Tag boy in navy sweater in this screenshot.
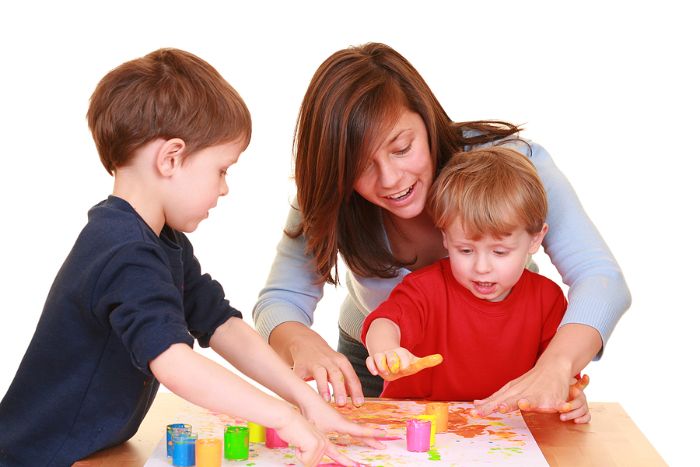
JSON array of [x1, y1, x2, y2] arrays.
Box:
[[0, 48, 381, 467]]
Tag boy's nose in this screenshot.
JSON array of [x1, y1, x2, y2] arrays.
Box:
[[220, 179, 229, 196], [474, 254, 491, 274]]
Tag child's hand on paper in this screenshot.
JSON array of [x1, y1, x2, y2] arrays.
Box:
[[275, 410, 359, 466], [298, 395, 387, 450], [366, 349, 443, 382]]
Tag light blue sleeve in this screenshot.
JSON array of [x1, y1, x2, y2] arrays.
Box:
[[252, 204, 325, 342], [519, 141, 632, 358]]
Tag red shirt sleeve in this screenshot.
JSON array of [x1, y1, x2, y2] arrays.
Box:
[[538, 282, 568, 356], [361, 273, 431, 348]]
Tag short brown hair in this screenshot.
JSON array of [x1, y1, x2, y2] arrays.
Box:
[[87, 48, 251, 174], [429, 147, 547, 239], [291, 42, 521, 284]]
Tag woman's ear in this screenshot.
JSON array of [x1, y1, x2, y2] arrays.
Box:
[[528, 223, 549, 254], [155, 138, 186, 177]]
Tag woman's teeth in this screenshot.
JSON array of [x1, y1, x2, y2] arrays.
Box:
[[386, 184, 413, 200]]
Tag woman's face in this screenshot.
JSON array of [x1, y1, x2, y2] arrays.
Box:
[[353, 109, 433, 220]]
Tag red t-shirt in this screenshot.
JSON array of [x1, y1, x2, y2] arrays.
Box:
[[360, 258, 567, 401]]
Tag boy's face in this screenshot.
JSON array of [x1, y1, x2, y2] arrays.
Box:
[[164, 140, 244, 233], [442, 220, 547, 302]]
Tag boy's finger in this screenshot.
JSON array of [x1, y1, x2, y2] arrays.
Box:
[[388, 351, 401, 374], [376, 354, 389, 375], [324, 442, 360, 466], [574, 374, 590, 390], [365, 356, 378, 376]]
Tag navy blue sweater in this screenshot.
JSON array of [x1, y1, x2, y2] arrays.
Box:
[[0, 196, 241, 466]]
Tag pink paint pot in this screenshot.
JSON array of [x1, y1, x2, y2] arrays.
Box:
[[264, 427, 289, 448], [406, 418, 431, 452]]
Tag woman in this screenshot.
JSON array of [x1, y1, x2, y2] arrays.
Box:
[[253, 43, 631, 415]]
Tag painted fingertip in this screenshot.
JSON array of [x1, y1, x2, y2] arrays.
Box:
[[353, 397, 365, 407], [517, 400, 531, 410]]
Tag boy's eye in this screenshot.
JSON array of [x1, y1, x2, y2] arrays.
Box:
[[460, 249, 472, 255], [493, 250, 508, 256]]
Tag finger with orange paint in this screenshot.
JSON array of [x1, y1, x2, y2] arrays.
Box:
[[383, 354, 443, 382], [558, 374, 590, 413], [388, 351, 401, 374], [559, 385, 591, 423]]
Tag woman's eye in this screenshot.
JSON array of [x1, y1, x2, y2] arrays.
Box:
[[394, 144, 412, 156]]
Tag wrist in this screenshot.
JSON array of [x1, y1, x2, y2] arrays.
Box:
[[266, 401, 299, 430], [535, 350, 575, 377]]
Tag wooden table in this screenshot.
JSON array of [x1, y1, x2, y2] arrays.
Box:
[[74, 393, 666, 466]]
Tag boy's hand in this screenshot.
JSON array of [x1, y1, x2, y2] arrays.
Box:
[[299, 396, 387, 450], [557, 374, 591, 424], [276, 410, 363, 466], [365, 349, 443, 382]]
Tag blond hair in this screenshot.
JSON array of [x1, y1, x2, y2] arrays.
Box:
[[429, 147, 547, 239]]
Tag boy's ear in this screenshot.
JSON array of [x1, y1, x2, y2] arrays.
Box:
[[156, 138, 186, 177], [441, 230, 449, 250], [528, 223, 549, 254]]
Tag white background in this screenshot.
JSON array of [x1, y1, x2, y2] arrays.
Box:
[[1, 1, 697, 465]]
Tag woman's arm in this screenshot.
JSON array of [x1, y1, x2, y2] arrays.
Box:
[[252, 205, 365, 406], [474, 141, 631, 414]]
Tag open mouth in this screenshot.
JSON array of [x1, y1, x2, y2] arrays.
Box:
[[385, 183, 415, 201], [472, 281, 497, 295]]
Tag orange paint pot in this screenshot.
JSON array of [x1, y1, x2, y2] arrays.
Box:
[[426, 402, 449, 432], [195, 438, 222, 467]]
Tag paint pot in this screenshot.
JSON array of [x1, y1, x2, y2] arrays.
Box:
[[172, 432, 198, 466], [248, 421, 266, 443], [224, 425, 249, 461], [406, 418, 431, 452], [166, 423, 192, 457], [417, 414, 436, 446], [195, 438, 222, 467], [425, 402, 449, 432], [265, 427, 289, 448]]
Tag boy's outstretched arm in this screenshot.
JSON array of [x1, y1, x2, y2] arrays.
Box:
[[150, 343, 362, 466], [209, 317, 385, 447], [364, 318, 442, 381]]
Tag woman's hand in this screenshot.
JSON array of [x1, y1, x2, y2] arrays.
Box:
[[472, 324, 601, 416], [472, 356, 573, 416], [270, 322, 364, 407]]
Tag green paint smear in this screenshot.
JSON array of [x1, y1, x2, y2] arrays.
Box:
[[428, 449, 441, 460]]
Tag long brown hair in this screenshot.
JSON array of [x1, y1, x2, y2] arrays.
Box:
[[291, 43, 520, 284]]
